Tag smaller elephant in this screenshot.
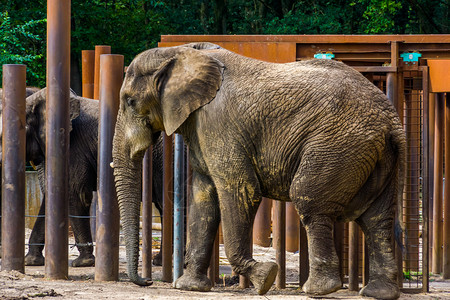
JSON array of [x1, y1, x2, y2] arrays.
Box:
[[0, 88, 163, 267]]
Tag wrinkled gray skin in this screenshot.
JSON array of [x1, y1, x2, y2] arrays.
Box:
[[112, 43, 406, 299], [0, 88, 164, 266]]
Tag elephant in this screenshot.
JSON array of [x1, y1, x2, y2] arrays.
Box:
[[0, 88, 163, 267], [111, 42, 406, 300]]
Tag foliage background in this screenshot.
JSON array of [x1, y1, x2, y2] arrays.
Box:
[[1, 0, 449, 90]]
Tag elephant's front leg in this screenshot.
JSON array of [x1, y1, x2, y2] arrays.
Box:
[[69, 189, 95, 267], [219, 183, 278, 295], [25, 199, 46, 266], [174, 172, 220, 292]]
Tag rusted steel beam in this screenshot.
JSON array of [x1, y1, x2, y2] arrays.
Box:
[[432, 93, 444, 274], [421, 65, 430, 291], [253, 197, 272, 247], [95, 54, 124, 281], [142, 147, 153, 279], [161, 35, 450, 44], [45, 0, 71, 280], [1, 64, 26, 272], [81, 50, 95, 98], [162, 134, 173, 282], [443, 92, 450, 279], [286, 202, 299, 253], [348, 221, 359, 291], [93, 45, 111, 100], [274, 200, 286, 289], [208, 230, 219, 286], [299, 223, 309, 287]]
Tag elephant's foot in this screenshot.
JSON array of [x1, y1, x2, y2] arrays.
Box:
[[25, 252, 45, 266], [174, 272, 212, 292], [247, 262, 278, 295], [302, 273, 342, 295], [152, 251, 162, 266], [360, 278, 400, 300], [71, 253, 95, 267]]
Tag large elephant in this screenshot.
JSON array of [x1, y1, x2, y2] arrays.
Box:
[[112, 43, 406, 299], [0, 88, 163, 267]]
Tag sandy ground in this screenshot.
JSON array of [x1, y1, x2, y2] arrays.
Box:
[[0, 230, 449, 299]]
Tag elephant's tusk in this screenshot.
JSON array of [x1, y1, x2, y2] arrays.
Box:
[[110, 162, 114, 169], [29, 161, 37, 170]]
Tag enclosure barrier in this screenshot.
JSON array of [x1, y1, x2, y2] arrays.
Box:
[[2, 33, 450, 294], [1, 64, 26, 272], [45, 0, 71, 280], [95, 54, 124, 281]]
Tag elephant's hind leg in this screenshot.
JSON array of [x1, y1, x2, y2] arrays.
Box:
[[356, 180, 400, 300]]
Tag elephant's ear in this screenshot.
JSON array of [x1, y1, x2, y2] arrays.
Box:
[[69, 90, 81, 127], [154, 48, 224, 136]]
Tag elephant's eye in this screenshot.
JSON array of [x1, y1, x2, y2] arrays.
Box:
[[127, 97, 136, 107]]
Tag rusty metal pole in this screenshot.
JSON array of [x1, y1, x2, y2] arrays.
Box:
[[162, 134, 173, 282], [299, 223, 309, 287], [93, 45, 111, 100], [1, 64, 26, 272], [81, 50, 95, 98], [348, 221, 359, 291], [253, 198, 272, 247], [275, 200, 286, 289], [45, 0, 71, 280], [142, 147, 153, 279], [286, 202, 299, 253], [433, 93, 444, 274], [173, 134, 185, 281], [95, 54, 123, 281], [443, 93, 450, 278], [208, 230, 219, 286]]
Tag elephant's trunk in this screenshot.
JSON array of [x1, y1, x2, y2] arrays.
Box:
[[112, 112, 151, 286]]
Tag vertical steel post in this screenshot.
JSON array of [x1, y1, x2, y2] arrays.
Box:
[[299, 223, 309, 287], [93, 45, 111, 100], [253, 198, 272, 247], [81, 50, 95, 98], [162, 134, 173, 282], [275, 200, 286, 289], [95, 54, 123, 281], [433, 93, 444, 274], [286, 202, 299, 253], [45, 0, 71, 280], [348, 221, 359, 291], [1, 64, 26, 272], [173, 134, 185, 281], [443, 92, 450, 278], [208, 230, 219, 286], [421, 66, 430, 291], [142, 147, 153, 279]]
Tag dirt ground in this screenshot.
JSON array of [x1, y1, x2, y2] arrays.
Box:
[[1, 232, 450, 300]]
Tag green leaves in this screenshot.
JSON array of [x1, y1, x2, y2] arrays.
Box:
[[0, 11, 46, 87]]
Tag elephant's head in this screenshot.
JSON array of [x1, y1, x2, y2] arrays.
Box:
[[112, 43, 223, 285], [0, 88, 80, 167]]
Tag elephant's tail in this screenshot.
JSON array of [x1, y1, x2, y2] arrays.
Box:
[[392, 124, 407, 255]]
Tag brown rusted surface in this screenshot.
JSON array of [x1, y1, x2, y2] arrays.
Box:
[[253, 197, 272, 247], [348, 222, 359, 291], [95, 54, 124, 281], [274, 201, 286, 289], [432, 93, 444, 274], [299, 223, 309, 286], [428, 60, 450, 92], [45, 0, 71, 280], [142, 147, 153, 279], [93, 45, 111, 100], [162, 134, 173, 282], [82, 50, 95, 98], [1, 64, 26, 272], [443, 92, 450, 279], [208, 230, 219, 286], [285, 202, 299, 253]]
